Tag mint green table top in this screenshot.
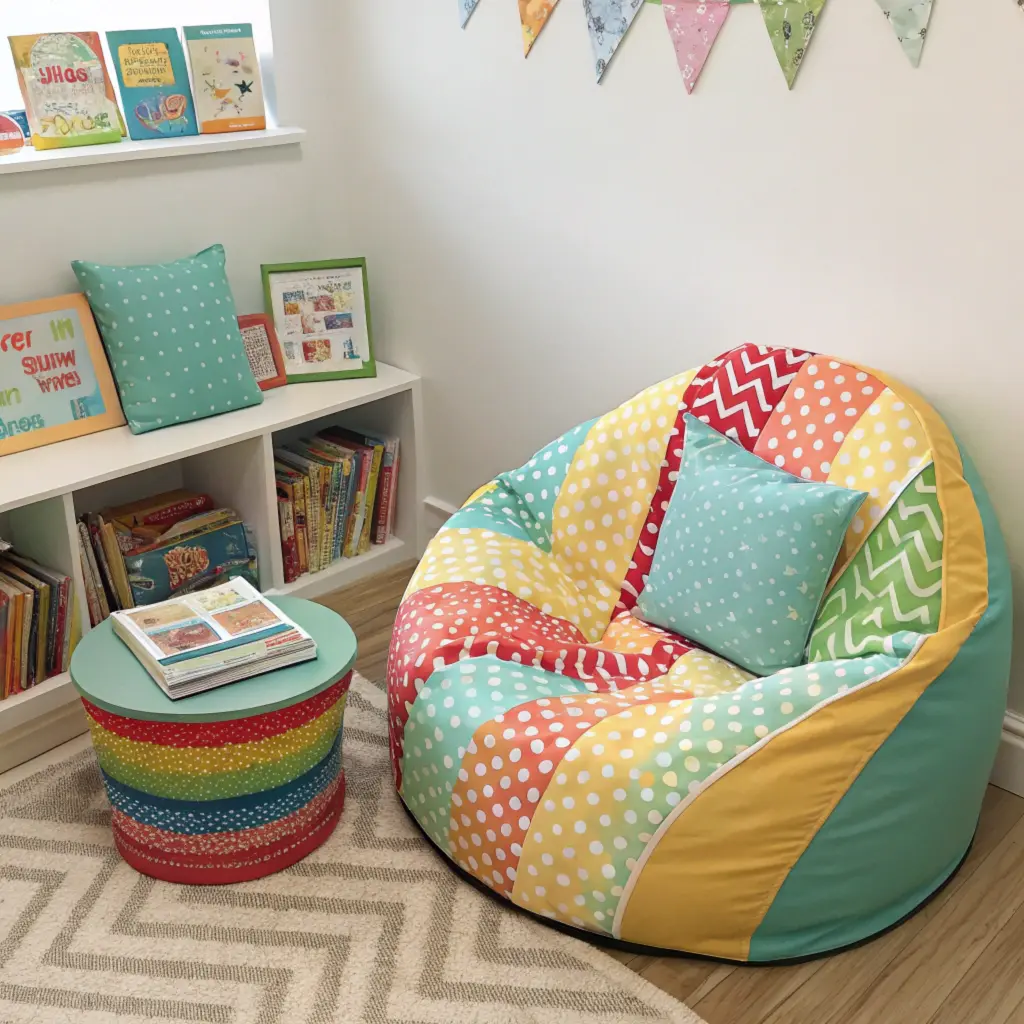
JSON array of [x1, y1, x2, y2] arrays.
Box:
[[69, 597, 357, 723]]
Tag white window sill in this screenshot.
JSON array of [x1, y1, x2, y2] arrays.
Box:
[[0, 125, 305, 175]]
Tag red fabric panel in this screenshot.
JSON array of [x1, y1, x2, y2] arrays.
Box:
[[387, 582, 691, 788]]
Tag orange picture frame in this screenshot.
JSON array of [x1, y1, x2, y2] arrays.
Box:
[[0, 292, 125, 458], [237, 313, 288, 390]]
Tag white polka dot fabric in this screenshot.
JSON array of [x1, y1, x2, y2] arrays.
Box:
[[73, 244, 263, 434], [636, 415, 867, 675]]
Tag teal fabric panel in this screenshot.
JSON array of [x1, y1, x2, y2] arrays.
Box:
[[73, 244, 262, 434], [497, 418, 597, 553], [451, 484, 547, 549], [636, 415, 866, 675], [400, 655, 586, 853], [749, 447, 1012, 961]]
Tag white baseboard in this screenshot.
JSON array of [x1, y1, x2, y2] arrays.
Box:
[[423, 495, 459, 536], [992, 711, 1024, 796], [0, 701, 88, 774]]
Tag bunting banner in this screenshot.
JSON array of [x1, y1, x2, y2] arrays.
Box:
[[875, 0, 933, 66], [584, 0, 646, 81], [662, 1, 732, 93], [757, 0, 826, 88], [457, 0, 976, 88], [521, 0, 561, 55]]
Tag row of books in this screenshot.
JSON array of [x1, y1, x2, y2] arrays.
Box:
[[275, 428, 399, 583], [5, 23, 266, 153], [77, 489, 259, 625], [113, 578, 315, 700], [0, 549, 76, 701]]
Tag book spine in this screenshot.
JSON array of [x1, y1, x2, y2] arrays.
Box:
[[277, 490, 299, 584], [88, 517, 119, 611], [334, 458, 352, 563], [0, 594, 8, 700], [51, 577, 68, 677], [77, 525, 102, 627], [375, 439, 399, 544], [343, 451, 365, 559], [321, 464, 334, 570], [60, 578, 73, 672], [101, 521, 135, 610], [294, 477, 309, 576], [84, 522, 111, 620], [359, 445, 384, 555], [386, 445, 401, 542]]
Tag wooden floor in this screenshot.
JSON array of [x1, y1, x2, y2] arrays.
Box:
[[328, 566, 1024, 1024]]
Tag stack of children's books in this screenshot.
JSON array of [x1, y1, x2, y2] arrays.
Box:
[[77, 489, 259, 624], [274, 427, 399, 583], [0, 549, 77, 701], [112, 578, 316, 699]]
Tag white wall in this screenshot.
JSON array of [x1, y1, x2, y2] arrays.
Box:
[[336, 0, 1024, 705]]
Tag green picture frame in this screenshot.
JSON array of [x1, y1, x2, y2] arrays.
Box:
[[260, 258, 377, 384]]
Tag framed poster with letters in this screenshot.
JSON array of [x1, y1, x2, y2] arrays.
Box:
[[0, 293, 125, 457], [260, 258, 377, 383]]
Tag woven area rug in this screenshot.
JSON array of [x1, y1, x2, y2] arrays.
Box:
[[0, 672, 705, 1024]]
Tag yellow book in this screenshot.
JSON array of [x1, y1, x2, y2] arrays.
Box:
[[100, 521, 135, 609]]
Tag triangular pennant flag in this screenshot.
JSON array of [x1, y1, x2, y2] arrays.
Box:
[[757, 0, 826, 89], [875, 1, 933, 67], [584, 0, 645, 82], [521, 0, 561, 56], [662, 0, 732, 94], [459, 0, 481, 29]]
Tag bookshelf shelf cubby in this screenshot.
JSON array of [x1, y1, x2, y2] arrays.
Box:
[[0, 361, 424, 771]]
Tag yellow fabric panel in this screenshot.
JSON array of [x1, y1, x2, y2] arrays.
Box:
[[86, 701, 343, 776], [594, 609, 681, 656], [511, 695, 695, 932], [465, 481, 497, 507], [826, 386, 931, 570], [618, 374, 988, 959], [664, 649, 755, 699], [550, 372, 695, 642], [405, 528, 584, 628]]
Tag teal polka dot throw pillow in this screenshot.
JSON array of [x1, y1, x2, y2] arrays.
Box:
[[636, 414, 867, 676], [72, 244, 263, 434]]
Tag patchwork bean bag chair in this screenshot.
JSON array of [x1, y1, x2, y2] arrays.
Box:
[[387, 344, 1011, 962]]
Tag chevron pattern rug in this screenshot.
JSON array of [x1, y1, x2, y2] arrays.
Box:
[[0, 672, 704, 1024]]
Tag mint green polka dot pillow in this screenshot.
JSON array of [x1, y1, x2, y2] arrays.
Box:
[[636, 415, 867, 676], [72, 244, 262, 434]]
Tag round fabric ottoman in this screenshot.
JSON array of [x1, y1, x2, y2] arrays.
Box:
[[71, 597, 356, 884], [387, 343, 1011, 963]]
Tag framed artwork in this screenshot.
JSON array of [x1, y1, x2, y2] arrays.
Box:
[[260, 258, 377, 383], [237, 313, 287, 390], [0, 292, 125, 457]]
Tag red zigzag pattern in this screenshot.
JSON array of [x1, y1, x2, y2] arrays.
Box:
[[615, 344, 812, 615]]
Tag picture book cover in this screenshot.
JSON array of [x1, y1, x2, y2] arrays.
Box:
[[106, 28, 198, 141], [0, 294, 126, 458], [183, 24, 266, 134], [8, 32, 122, 149]]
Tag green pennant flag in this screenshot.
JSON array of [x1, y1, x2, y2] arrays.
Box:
[[875, 1, 933, 67], [757, 0, 826, 88]]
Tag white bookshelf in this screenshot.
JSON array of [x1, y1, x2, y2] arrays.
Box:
[[0, 362, 424, 770]]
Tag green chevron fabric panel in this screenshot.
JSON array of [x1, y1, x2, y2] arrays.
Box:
[[808, 464, 943, 662]]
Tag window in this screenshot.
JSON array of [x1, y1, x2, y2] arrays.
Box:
[[0, 2, 275, 124]]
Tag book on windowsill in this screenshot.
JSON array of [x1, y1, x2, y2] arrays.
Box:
[[110, 578, 316, 700]]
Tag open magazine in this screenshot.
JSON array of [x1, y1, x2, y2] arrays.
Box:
[[111, 578, 317, 699]]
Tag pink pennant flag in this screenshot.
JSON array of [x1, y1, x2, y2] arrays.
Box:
[[662, 0, 732, 94]]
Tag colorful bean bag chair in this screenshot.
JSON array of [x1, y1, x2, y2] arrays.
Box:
[[386, 344, 1011, 962]]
